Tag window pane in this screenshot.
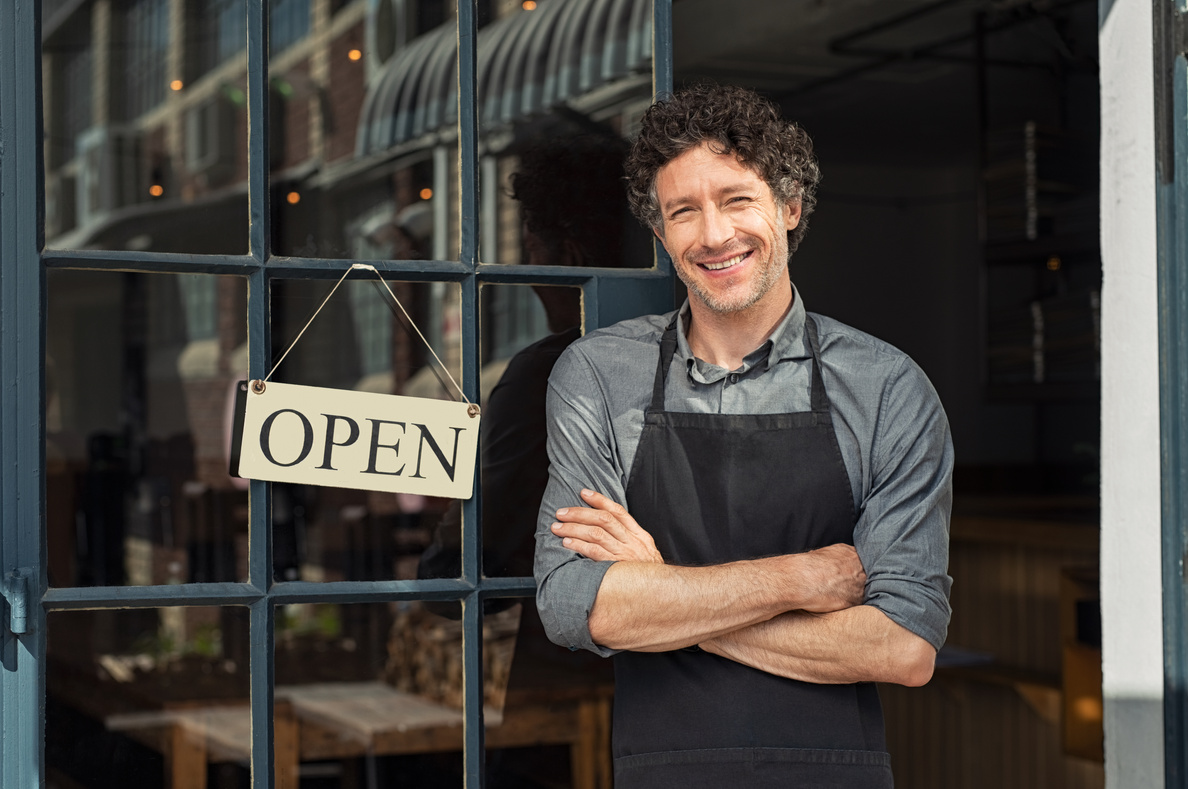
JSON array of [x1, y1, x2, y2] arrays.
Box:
[[47, 607, 251, 788], [272, 600, 609, 786], [455, 284, 574, 581], [268, 279, 464, 583], [268, 0, 454, 260], [42, 0, 249, 253], [274, 601, 465, 785], [474, 0, 655, 268], [47, 270, 249, 588]]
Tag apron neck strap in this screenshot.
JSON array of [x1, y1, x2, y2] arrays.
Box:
[[650, 313, 682, 411], [650, 311, 830, 414], [804, 314, 829, 413]]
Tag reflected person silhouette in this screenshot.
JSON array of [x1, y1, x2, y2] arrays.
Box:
[[418, 133, 635, 780]]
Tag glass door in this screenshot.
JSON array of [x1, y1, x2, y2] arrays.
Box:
[[0, 1, 674, 786]]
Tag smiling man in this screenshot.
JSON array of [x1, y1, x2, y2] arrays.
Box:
[[533, 84, 953, 788]]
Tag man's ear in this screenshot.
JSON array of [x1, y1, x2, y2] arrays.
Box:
[[784, 201, 802, 230]]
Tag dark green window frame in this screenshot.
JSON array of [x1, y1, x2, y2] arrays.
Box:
[[0, 1, 674, 786]]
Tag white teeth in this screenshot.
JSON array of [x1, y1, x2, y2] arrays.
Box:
[[703, 253, 746, 271]]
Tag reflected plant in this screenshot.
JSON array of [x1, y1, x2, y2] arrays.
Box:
[[189, 623, 222, 658]]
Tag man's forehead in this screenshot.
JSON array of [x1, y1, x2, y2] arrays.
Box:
[[656, 143, 770, 201]]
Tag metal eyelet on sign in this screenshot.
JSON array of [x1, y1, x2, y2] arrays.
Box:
[[467, 403, 481, 418], [251, 380, 267, 394]]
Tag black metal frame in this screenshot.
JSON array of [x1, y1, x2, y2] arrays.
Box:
[[0, 1, 674, 786], [1155, 0, 1188, 785]]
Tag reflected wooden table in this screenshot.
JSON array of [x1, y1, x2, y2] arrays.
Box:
[[106, 681, 613, 789]]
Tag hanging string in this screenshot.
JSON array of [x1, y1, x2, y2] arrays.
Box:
[[255, 263, 479, 417]]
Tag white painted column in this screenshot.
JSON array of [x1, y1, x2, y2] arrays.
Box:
[[1100, 0, 1165, 785]]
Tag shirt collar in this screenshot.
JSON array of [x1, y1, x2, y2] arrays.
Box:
[[674, 284, 811, 384]]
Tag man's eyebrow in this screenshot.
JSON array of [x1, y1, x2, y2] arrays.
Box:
[[660, 183, 758, 214], [661, 196, 693, 213]]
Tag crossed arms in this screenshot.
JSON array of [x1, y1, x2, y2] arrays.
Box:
[[533, 338, 953, 689], [549, 489, 937, 687]]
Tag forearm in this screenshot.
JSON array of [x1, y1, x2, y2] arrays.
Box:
[[701, 605, 936, 686], [587, 549, 859, 652]]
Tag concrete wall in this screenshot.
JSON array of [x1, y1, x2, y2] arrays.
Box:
[[1099, 0, 1165, 784]]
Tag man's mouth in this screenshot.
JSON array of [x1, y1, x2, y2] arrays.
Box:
[[700, 251, 750, 271]]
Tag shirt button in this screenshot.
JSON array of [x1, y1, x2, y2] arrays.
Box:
[[728, 373, 740, 384]]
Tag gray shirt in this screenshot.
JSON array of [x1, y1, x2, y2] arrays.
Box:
[[534, 287, 954, 657]]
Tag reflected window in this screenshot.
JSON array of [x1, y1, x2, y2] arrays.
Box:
[[270, 0, 311, 54], [46, 271, 249, 589], [46, 15, 93, 169], [190, 0, 246, 78], [119, 0, 170, 120]]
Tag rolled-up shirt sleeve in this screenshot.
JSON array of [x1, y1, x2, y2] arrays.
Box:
[[533, 345, 626, 657], [855, 355, 954, 651]]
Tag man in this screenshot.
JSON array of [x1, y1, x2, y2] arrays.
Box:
[[533, 83, 953, 788]]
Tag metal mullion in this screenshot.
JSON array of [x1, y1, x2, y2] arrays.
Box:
[[475, 263, 671, 285], [248, 0, 271, 264], [249, 599, 276, 789], [460, 276, 486, 789], [653, 0, 673, 96], [245, 2, 274, 775], [1159, 33, 1188, 789], [652, 0, 674, 278], [456, 1, 486, 786], [472, 577, 535, 599], [43, 583, 264, 610], [266, 576, 533, 604], [42, 250, 261, 274], [0, 0, 45, 783], [582, 279, 601, 332], [264, 256, 470, 281]]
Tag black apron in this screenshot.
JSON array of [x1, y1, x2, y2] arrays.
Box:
[[613, 313, 893, 789]]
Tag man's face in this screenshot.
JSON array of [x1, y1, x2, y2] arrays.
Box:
[[653, 142, 800, 316]]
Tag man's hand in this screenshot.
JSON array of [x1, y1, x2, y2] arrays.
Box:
[[550, 489, 665, 564], [796, 544, 866, 613]]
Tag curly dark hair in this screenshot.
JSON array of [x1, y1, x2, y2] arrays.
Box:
[[625, 83, 821, 257]]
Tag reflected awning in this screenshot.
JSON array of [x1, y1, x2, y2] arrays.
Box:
[[356, 0, 653, 157]]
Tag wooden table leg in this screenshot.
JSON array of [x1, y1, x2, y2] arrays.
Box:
[[275, 701, 300, 789], [166, 722, 206, 789], [594, 696, 612, 789], [572, 697, 613, 789]]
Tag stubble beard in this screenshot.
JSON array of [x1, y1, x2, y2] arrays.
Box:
[[677, 231, 791, 315]]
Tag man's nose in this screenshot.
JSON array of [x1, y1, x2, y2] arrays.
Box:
[[698, 206, 734, 249]]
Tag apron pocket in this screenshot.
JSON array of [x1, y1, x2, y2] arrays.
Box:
[[614, 746, 894, 789]]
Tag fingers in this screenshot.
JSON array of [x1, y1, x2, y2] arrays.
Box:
[[550, 490, 664, 564], [559, 536, 619, 562], [554, 505, 633, 544], [551, 519, 622, 550], [579, 488, 627, 515]]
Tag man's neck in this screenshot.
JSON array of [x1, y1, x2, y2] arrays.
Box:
[[685, 282, 794, 370]]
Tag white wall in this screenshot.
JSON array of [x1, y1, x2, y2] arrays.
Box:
[[1099, 0, 1165, 784]]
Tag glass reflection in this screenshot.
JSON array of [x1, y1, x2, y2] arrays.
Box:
[[47, 607, 251, 789], [268, 280, 462, 583], [271, 601, 464, 786], [269, 0, 654, 263], [269, 0, 449, 259], [273, 600, 610, 787], [42, 0, 249, 253], [47, 271, 249, 588], [472, 0, 655, 269]]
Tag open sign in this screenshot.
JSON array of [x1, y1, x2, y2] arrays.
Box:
[[230, 380, 479, 499]]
